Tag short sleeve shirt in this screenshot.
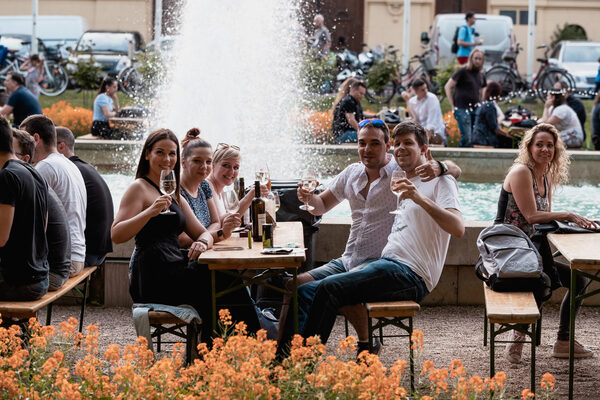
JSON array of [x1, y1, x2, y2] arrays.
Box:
[[312, 26, 331, 53], [332, 95, 363, 137], [408, 92, 445, 134], [457, 25, 474, 57], [0, 159, 49, 286], [451, 67, 486, 109], [181, 181, 213, 228], [6, 86, 42, 126], [381, 175, 461, 291], [46, 187, 71, 281], [93, 93, 114, 121], [551, 104, 584, 142], [327, 156, 398, 271]]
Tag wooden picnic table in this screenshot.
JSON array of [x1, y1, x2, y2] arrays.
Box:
[[109, 117, 147, 137], [547, 233, 600, 400], [197, 221, 306, 332]]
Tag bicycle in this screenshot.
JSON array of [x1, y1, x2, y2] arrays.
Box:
[[364, 46, 439, 104], [485, 43, 575, 101]]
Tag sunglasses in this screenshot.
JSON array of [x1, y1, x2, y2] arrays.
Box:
[[216, 142, 240, 151], [358, 119, 387, 129]]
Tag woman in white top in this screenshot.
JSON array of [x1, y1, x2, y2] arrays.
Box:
[[91, 77, 119, 139], [539, 89, 583, 148]]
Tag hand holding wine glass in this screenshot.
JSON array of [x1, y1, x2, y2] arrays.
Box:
[[390, 168, 406, 215], [159, 169, 177, 215], [299, 169, 318, 211]]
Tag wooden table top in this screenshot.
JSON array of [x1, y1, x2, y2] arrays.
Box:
[[548, 233, 600, 270], [198, 221, 305, 270]]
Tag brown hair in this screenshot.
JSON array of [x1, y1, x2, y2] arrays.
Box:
[[391, 120, 428, 147], [11, 128, 35, 161], [483, 81, 502, 101], [514, 123, 569, 186], [135, 128, 182, 203], [55, 126, 75, 151], [20, 114, 56, 147], [332, 77, 357, 111], [358, 118, 390, 143], [467, 49, 484, 72], [182, 127, 212, 159]]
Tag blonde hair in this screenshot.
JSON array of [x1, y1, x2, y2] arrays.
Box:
[[332, 77, 358, 111], [513, 123, 569, 186], [213, 146, 241, 166], [467, 49, 484, 72]]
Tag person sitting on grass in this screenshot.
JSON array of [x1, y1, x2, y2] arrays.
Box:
[[278, 121, 464, 355], [0, 116, 49, 301]]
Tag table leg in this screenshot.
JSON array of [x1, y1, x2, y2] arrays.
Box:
[[568, 268, 576, 400], [292, 268, 298, 333], [211, 269, 217, 335]]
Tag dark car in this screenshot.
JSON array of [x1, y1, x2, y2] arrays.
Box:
[[67, 30, 145, 76]]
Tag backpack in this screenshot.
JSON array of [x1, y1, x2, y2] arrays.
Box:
[[475, 224, 551, 300], [451, 26, 462, 54]]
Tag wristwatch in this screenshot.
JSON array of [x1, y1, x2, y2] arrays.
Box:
[[197, 238, 209, 246], [217, 229, 224, 238], [437, 160, 448, 176]]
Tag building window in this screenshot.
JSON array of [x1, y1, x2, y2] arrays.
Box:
[[499, 10, 516, 25], [519, 10, 537, 25]]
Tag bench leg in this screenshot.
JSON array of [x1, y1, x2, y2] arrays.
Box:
[[186, 323, 198, 364], [46, 303, 53, 326], [536, 311, 542, 347], [531, 323, 536, 395], [408, 316, 414, 395], [490, 322, 495, 378], [367, 316, 374, 352], [344, 316, 349, 338], [483, 308, 488, 347], [78, 276, 90, 333], [156, 326, 162, 352]]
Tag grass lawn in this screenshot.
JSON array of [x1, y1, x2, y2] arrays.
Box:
[[39, 90, 135, 110]]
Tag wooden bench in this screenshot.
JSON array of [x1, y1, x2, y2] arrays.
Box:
[[0, 266, 97, 332], [483, 283, 540, 394], [148, 310, 201, 364], [366, 301, 420, 392]]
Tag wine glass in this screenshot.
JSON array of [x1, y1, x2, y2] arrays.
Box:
[[223, 189, 240, 213], [272, 191, 281, 212], [159, 169, 176, 215], [255, 165, 270, 186], [390, 169, 406, 215], [299, 169, 317, 211]]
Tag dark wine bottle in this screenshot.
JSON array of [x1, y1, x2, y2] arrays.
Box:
[[238, 177, 245, 226], [251, 180, 266, 242]]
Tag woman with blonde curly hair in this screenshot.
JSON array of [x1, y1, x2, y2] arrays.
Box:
[[495, 123, 597, 364]]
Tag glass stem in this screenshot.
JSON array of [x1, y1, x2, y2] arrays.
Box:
[[396, 195, 401, 211]]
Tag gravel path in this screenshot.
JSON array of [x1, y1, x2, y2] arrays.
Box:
[[34, 304, 600, 398]]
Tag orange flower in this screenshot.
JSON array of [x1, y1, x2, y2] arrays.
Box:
[[42, 101, 93, 137], [411, 329, 424, 351], [522, 388, 535, 399], [541, 372, 555, 390]]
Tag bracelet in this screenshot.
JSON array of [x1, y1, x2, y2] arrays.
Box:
[[196, 238, 209, 246]]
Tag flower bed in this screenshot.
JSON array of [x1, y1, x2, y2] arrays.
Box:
[[0, 310, 556, 399], [42, 101, 93, 137]]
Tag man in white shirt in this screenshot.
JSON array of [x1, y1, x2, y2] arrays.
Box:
[[278, 118, 461, 354], [401, 78, 446, 145], [20, 115, 87, 277], [296, 120, 464, 347]]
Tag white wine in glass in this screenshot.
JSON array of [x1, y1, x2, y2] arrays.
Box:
[[390, 169, 406, 215], [159, 169, 177, 215], [299, 169, 317, 211], [255, 166, 270, 186], [223, 189, 240, 213]]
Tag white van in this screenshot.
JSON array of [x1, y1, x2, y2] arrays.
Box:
[[422, 14, 515, 70], [0, 15, 88, 51]]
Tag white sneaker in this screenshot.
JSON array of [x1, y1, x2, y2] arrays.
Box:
[[505, 330, 526, 364], [552, 339, 593, 359]]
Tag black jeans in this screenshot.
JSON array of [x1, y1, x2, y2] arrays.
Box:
[[555, 260, 589, 341]]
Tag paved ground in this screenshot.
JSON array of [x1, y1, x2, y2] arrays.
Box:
[[29, 303, 600, 399]]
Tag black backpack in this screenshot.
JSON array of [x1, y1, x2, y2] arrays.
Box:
[[451, 26, 462, 54]]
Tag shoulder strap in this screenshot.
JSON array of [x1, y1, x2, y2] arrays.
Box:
[[142, 176, 162, 194]]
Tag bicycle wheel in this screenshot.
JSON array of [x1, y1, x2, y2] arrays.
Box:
[[535, 68, 575, 101], [485, 66, 517, 99], [365, 78, 397, 104], [118, 66, 144, 97], [39, 62, 68, 96]]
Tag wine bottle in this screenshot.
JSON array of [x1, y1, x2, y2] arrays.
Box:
[[238, 177, 245, 225], [251, 181, 266, 242]]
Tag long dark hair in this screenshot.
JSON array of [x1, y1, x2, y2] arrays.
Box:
[[97, 76, 117, 96], [182, 127, 212, 159], [135, 128, 182, 204]]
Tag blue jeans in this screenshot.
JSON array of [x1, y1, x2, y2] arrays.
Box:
[[0, 272, 49, 301], [279, 258, 428, 350], [454, 108, 475, 147], [336, 130, 358, 144]]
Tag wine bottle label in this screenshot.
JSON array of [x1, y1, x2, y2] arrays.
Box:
[[257, 213, 266, 235]]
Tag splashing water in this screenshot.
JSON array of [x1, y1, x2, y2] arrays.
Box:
[[155, 0, 309, 180]]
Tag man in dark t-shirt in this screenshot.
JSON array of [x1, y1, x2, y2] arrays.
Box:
[[0, 116, 49, 300], [0, 71, 42, 127], [332, 80, 377, 143], [12, 128, 71, 291], [444, 49, 486, 147], [56, 127, 114, 266]]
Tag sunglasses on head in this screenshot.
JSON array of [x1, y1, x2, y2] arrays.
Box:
[[216, 142, 240, 151], [358, 119, 386, 129]]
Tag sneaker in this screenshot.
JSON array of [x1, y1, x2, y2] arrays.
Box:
[[505, 330, 525, 364], [357, 338, 382, 358], [552, 339, 593, 359]]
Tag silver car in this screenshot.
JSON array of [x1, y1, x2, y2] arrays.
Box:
[[550, 41, 600, 97]]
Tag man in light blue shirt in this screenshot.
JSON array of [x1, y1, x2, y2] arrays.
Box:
[[457, 12, 483, 65]]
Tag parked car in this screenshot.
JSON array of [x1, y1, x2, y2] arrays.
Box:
[[0, 15, 87, 58], [67, 30, 145, 77], [549, 41, 600, 97], [421, 13, 516, 70]]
